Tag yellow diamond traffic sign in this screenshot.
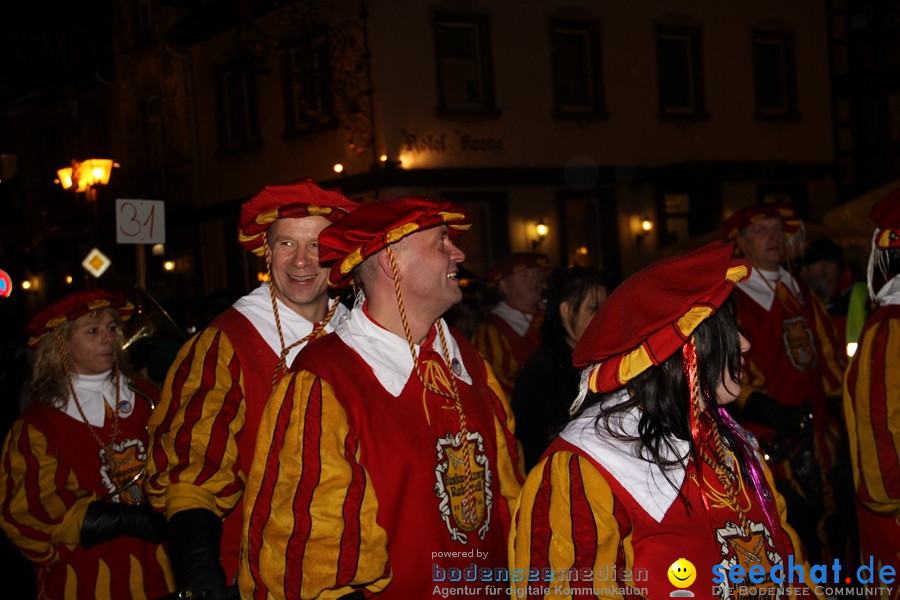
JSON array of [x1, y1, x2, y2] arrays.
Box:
[[81, 247, 111, 278]]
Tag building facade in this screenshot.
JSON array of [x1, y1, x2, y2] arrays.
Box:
[[4, 0, 896, 315]]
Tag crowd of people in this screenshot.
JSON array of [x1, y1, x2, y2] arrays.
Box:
[[0, 179, 897, 600]]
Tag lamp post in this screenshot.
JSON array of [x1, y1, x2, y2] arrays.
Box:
[[56, 158, 117, 202], [55, 158, 119, 280]]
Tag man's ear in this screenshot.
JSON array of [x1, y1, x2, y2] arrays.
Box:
[[498, 278, 509, 297], [376, 247, 397, 279], [734, 235, 747, 258]]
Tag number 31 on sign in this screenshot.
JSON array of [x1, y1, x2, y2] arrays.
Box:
[[116, 199, 166, 244]]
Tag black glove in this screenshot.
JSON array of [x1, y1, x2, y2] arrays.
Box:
[[80, 501, 168, 548], [168, 508, 228, 600], [742, 392, 810, 439]]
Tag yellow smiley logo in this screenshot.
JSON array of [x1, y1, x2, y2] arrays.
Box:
[[667, 558, 697, 588]]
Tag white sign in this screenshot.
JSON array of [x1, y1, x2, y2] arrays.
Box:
[[116, 199, 166, 244], [82, 247, 112, 278]]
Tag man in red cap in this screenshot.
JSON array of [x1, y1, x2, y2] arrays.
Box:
[[472, 252, 550, 396], [721, 202, 847, 564], [844, 189, 900, 595], [240, 196, 524, 599], [144, 178, 359, 599]]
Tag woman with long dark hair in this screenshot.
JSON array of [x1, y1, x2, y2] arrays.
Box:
[[509, 241, 820, 599], [512, 266, 609, 470]]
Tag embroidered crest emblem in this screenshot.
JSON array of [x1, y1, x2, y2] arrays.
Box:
[[713, 520, 785, 600], [100, 437, 147, 504], [781, 316, 817, 372], [434, 430, 492, 543]]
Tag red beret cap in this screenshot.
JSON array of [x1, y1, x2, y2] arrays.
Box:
[[27, 289, 134, 347], [868, 187, 900, 249], [487, 253, 551, 286], [237, 178, 360, 256], [720, 202, 802, 242], [572, 240, 749, 393], [318, 196, 471, 289]]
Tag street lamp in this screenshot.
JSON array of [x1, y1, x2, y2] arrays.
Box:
[[55, 158, 118, 201]]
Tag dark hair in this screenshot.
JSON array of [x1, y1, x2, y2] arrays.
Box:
[[542, 266, 611, 348], [578, 295, 750, 493]]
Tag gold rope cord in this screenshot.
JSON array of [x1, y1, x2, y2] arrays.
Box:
[[386, 244, 478, 526], [686, 337, 751, 536], [263, 230, 341, 387], [53, 329, 123, 474]]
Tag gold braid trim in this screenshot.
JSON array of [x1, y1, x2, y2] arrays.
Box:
[[263, 230, 341, 387], [270, 299, 340, 387], [385, 245, 478, 526], [53, 329, 122, 469], [687, 336, 751, 536]]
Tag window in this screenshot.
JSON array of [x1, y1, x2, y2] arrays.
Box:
[[215, 66, 261, 153], [549, 19, 607, 118], [656, 26, 706, 119], [281, 37, 336, 137], [753, 31, 799, 119], [434, 12, 497, 116]]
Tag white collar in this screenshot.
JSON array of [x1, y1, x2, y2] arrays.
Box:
[[875, 275, 900, 306], [491, 301, 534, 336], [737, 266, 801, 310], [232, 283, 347, 365], [335, 304, 472, 397], [63, 371, 136, 427], [560, 389, 688, 523]]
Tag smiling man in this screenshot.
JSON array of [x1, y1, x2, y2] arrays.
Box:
[[144, 178, 359, 599], [240, 196, 524, 599]]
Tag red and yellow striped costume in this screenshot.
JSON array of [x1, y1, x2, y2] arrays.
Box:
[[472, 306, 543, 397], [733, 269, 846, 558], [240, 311, 524, 599], [144, 303, 332, 580], [844, 293, 900, 600], [510, 403, 821, 600], [0, 378, 172, 600]]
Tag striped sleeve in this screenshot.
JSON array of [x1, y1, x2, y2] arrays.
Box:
[[239, 370, 391, 600], [144, 327, 246, 517], [843, 316, 900, 516], [484, 358, 526, 529], [0, 420, 93, 564], [472, 322, 518, 396], [509, 452, 625, 600]]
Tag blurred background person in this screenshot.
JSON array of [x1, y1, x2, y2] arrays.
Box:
[[844, 190, 900, 600], [512, 265, 610, 471], [0, 289, 171, 600], [722, 202, 848, 564], [510, 242, 820, 598], [472, 252, 550, 397], [796, 237, 870, 357]]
